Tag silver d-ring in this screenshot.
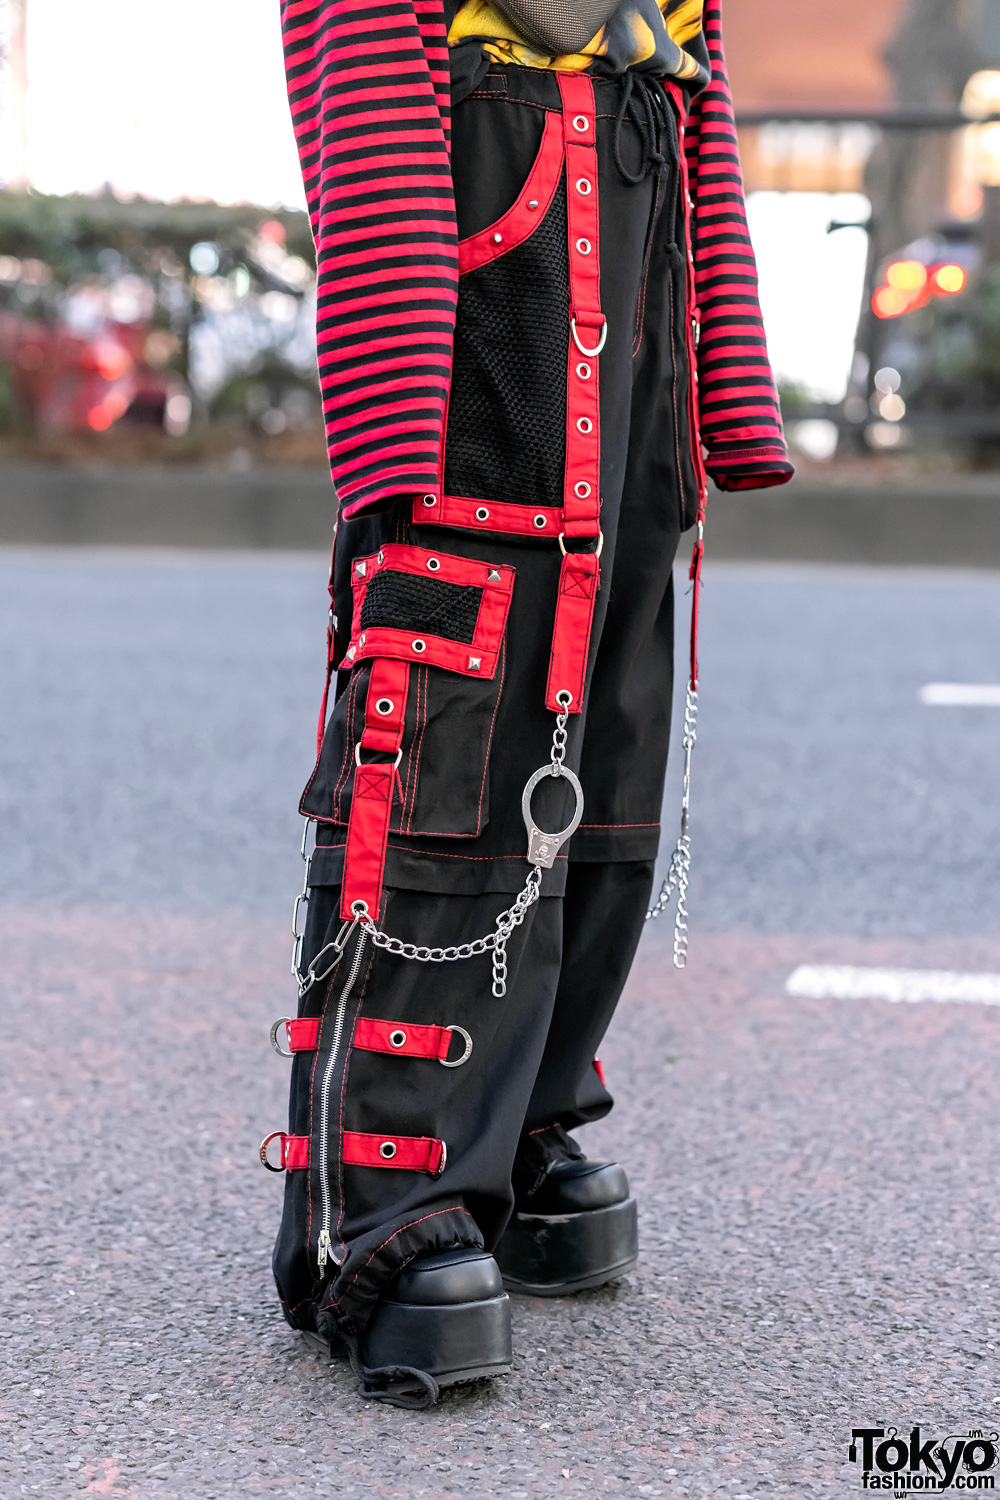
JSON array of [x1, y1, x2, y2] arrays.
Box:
[[521, 763, 585, 869], [269, 1017, 293, 1058], [440, 1025, 473, 1068], [571, 317, 608, 357], [259, 1132, 286, 1172]]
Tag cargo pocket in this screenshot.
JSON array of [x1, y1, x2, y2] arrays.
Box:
[[300, 543, 515, 838]]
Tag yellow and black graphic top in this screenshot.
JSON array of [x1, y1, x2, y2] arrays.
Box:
[[448, 0, 710, 82]]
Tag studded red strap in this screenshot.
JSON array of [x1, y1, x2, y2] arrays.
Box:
[[343, 1131, 446, 1174], [339, 658, 410, 921]]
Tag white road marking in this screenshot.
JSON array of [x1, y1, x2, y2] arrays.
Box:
[[786, 964, 1000, 1006], [919, 683, 1000, 706]]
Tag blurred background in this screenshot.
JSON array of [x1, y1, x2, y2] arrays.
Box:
[[0, 0, 999, 493]]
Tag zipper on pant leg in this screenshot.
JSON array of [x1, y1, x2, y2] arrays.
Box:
[[315, 928, 369, 1272]]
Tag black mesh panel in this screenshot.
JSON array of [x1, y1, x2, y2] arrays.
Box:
[[359, 571, 483, 644], [444, 182, 569, 509]]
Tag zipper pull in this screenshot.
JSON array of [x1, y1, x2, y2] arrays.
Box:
[[317, 1229, 332, 1270]]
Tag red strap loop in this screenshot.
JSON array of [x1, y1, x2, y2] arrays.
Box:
[[354, 1017, 454, 1062], [340, 658, 410, 921], [343, 1131, 446, 1175]]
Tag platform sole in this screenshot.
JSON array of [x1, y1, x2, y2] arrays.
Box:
[[495, 1195, 639, 1296], [359, 1293, 512, 1388]]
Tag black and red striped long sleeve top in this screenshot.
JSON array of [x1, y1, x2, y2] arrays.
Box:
[[280, 0, 792, 518]]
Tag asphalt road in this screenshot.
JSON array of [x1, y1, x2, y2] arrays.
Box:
[[2, 547, 999, 1498]]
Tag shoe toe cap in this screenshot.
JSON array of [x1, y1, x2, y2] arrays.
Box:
[[526, 1159, 630, 1214]]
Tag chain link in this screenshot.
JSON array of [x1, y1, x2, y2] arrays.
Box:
[[355, 865, 542, 999], [646, 685, 698, 968], [550, 708, 569, 774]]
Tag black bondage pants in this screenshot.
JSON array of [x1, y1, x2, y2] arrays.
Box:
[[271, 65, 697, 1340]]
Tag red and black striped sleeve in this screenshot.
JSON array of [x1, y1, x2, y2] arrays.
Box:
[[281, 0, 458, 517], [683, 0, 794, 492]]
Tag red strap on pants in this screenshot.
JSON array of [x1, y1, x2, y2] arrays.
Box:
[[546, 74, 604, 715], [280, 1016, 459, 1062], [262, 1131, 445, 1174], [354, 1018, 456, 1062], [343, 1131, 446, 1174], [284, 1017, 320, 1052], [545, 550, 600, 713], [339, 658, 410, 920]]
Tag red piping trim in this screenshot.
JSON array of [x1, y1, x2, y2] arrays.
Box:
[[459, 111, 564, 275]]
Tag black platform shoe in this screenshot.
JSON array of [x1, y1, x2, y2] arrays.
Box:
[[494, 1125, 638, 1296], [337, 1247, 512, 1407]]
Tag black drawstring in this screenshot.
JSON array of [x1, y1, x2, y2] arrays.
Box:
[[612, 71, 686, 310], [346, 1335, 441, 1410]]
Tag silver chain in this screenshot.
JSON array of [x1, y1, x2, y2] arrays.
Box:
[[646, 684, 698, 968], [550, 707, 569, 773], [355, 865, 542, 999]]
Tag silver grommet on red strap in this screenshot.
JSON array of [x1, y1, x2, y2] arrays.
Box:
[[421, 494, 437, 507], [412, 638, 426, 653], [533, 514, 547, 529], [426, 557, 440, 571], [573, 114, 589, 132], [575, 238, 591, 255], [575, 177, 592, 195], [475, 506, 489, 521], [440, 1025, 473, 1069], [575, 361, 591, 381], [389, 1030, 406, 1048], [577, 417, 593, 434], [269, 1017, 293, 1058], [379, 1141, 397, 1159], [574, 481, 592, 499], [259, 1132, 286, 1172], [375, 697, 394, 715]]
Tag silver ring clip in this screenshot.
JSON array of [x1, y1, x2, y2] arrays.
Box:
[[439, 1025, 473, 1068], [270, 1017, 293, 1058], [570, 316, 607, 357]]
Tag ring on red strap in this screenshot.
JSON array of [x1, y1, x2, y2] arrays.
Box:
[[570, 316, 607, 356], [558, 530, 604, 558], [259, 1131, 287, 1171], [440, 1025, 473, 1069], [269, 1017, 293, 1058], [355, 744, 403, 769]]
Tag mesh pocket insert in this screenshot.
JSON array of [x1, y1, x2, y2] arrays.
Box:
[[359, 571, 483, 645]]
